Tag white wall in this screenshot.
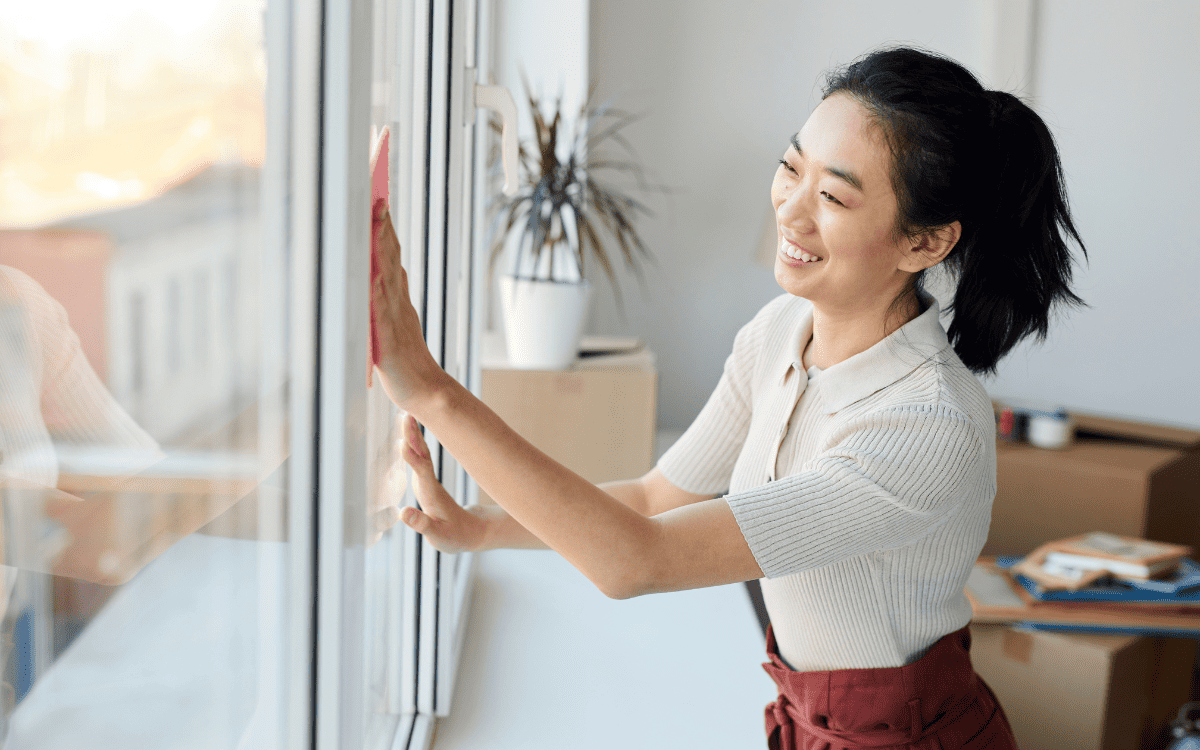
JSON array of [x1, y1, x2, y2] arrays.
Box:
[[489, 0, 589, 325], [984, 0, 1200, 427], [585, 0, 1200, 431], [493, 0, 589, 138]]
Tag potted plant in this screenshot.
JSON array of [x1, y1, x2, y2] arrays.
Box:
[[489, 84, 656, 369]]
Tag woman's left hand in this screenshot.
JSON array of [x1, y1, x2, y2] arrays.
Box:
[[370, 202, 448, 413], [398, 414, 492, 553]]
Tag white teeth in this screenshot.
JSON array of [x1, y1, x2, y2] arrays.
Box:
[[780, 241, 821, 262]]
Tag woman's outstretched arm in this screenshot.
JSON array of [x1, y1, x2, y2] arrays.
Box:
[[398, 374, 761, 598], [371, 207, 761, 597], [398, 420, 714, 554]]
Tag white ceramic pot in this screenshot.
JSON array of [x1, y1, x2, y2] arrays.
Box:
[[499, 275, 592, 369]]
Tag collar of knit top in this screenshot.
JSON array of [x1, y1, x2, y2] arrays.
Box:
[[769, 291, 952, 413]]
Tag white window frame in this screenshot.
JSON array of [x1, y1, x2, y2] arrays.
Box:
[[1, 0, 500, 744], [308, 0, 500, 747]]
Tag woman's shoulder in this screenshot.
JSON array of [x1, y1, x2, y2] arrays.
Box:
[[0, 264, 70, 331], [0, 265, 57, 309], [1, 264, 38, 287], [0, 264, 31, 297], [892, 351, 997, 450], [831, 337, 994, 449]]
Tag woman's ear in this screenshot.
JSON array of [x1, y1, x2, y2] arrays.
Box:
[[902, 221, 961, 271]]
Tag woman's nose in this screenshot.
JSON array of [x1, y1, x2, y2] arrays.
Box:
[[775, 184, 817, 234]]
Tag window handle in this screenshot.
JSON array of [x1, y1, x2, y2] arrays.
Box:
[[467, 75, 519, 196]]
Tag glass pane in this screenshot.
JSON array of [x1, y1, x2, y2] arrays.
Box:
[[0, 1, 301, 745], [358, 0, 480, 725], [364, 0, 406, 722]]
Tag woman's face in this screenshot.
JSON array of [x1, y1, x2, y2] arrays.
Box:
[[771, 93, 918, 316]]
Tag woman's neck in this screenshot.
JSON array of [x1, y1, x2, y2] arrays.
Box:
[[803, 293, 921, 370]]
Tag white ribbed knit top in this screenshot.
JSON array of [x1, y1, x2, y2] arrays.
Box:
[[658, 292, 996, 671], [0, 266, 158, 488], [1, 266, 160, 618]]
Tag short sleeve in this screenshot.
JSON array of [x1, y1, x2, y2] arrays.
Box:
[[725, 404, 987, 578], [657, 294, 790, 495], [5, 268, 161, 454]]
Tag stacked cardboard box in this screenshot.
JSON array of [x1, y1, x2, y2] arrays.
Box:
[[985, 412, 1200, 557], [977, 411, 1200, 749], [971, 625, 1198, 750], [477, 334, 657, 503]]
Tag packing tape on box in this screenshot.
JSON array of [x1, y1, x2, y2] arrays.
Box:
[[1002, 629, 1034, 664]]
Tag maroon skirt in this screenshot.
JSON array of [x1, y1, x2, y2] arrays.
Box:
[[762, 626, 1018, 750]]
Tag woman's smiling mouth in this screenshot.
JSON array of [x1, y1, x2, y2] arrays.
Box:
[[779, 239, 823, 264]]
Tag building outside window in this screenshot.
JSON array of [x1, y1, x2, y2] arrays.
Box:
[[0, 1, 493, 746]]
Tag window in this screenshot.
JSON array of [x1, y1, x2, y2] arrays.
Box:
[[0, 0, 502, 746]]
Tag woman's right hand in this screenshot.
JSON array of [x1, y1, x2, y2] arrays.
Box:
[[399, 414, 495, 553]]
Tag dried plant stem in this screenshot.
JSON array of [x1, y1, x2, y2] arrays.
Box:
[[487, 81, 662, 308]]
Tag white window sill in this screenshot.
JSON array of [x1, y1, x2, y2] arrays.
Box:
[[7, 535, 271, 749], [432, 546, 776, 749], [431, 428, 774, 747]]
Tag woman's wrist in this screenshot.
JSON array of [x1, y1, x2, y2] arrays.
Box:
[[464, 504, 497, 551], [400, 366, 460, 423], [468, 503, 548, 551]]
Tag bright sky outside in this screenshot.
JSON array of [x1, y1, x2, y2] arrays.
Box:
[[0, 0, 266, 227]]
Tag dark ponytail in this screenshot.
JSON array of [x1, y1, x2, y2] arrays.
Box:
[[823, 47, 1087, 375]]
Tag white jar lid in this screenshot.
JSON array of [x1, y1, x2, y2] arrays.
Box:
[[1028, 413, 1074, 449]]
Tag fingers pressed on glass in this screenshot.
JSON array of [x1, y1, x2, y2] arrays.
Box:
[[401, 414, 428, 460], [401, 506, 433, 535], [373, 505, 402, 532]]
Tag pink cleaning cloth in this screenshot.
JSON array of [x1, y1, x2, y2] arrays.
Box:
[[368, 127, 390, 388]]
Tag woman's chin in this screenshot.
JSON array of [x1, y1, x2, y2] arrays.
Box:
[[774, 261, 817, 299]]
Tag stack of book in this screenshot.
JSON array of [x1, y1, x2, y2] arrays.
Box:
[[965, 532, 1200, 636]]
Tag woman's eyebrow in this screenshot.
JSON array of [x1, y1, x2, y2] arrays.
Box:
[[790, 133, 864, 192]]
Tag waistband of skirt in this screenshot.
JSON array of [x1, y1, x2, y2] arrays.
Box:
[[768, 624, 974, 686], [762, 626, 983, 747], [763, 625, 978, 704]]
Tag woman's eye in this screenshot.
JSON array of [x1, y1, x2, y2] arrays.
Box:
[[820, 191, 844, 207], [777, 158, 797, 174]]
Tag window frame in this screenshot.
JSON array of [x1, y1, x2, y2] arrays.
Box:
[[309, 0, 491, 746], [0, 0, 495, 744]]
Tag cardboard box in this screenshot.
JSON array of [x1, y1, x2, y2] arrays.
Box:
[[478, 335, 657, 502], [985, 412, 1200, 557], [970, 624, 1199, 750]]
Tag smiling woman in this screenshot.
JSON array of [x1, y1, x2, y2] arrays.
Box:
[[769, 93, 962, 367], [371, 46, 1086, 749]]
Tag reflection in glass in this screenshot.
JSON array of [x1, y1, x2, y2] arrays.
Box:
[[0, 0, 304, 745]]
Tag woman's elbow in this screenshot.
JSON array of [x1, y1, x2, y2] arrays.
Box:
[[595, 568, 653, 600], [591, 518, 667, 600], [594, 546, 664, 599]]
